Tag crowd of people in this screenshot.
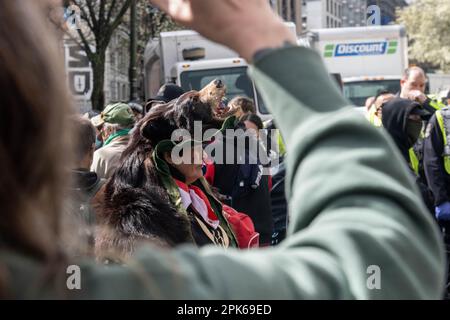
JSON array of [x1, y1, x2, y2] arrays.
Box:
[[365, 68, 450, 225], [363, 67, 450, 297], [0, 0, 448, 299]]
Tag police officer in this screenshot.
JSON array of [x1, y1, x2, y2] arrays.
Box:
[[396, 67, 445, 177], [423, 106, 450, 300], [399, 67, 446, 113], [423, 108, 450, 222]]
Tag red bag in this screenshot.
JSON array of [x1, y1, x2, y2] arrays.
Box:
[[222, 204, 259, 249]]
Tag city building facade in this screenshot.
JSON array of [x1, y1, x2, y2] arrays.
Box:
[[270, 0, 303, 34], [302, 0, 343, 30]]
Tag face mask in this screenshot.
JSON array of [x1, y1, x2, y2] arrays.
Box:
[[406, 120, 423, 146]]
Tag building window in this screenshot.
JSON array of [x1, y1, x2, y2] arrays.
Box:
[[282, 0, 288, 20], [291, 0, 296, 22], [122, 84, 127, 101], [111, 82, 116, 101], [110, 51, 116, 68]]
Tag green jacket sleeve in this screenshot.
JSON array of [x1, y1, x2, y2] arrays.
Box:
[[77, 46, 446, 300]]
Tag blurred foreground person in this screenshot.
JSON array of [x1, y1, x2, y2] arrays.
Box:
[[69, 116, 104, 227], [63, 116, 104, 256], [0, 0, 446, 299]]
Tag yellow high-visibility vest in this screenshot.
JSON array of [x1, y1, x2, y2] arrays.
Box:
[[277, 130, 286, 157], [435, 108, 450, 174], [366, 104, 382, 127], [409, 130, 425, 175], [428, 94, 446, 111], [409, 147, 420, 175]]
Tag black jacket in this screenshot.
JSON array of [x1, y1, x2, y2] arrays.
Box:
[[423, 114, 450, 206], [382, 98, 421, 161], [211, 131, 273, 245], [382, 98, 435, 212]]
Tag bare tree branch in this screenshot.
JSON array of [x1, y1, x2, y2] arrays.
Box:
[[108, 0, 132, 35], [100, 0, 132, 48], [99, 0, 106, 25], [78, 4, 95, 31], [85, 0, 99, 31], [76, 28, 94, 58], [105, 0, 119, 25]]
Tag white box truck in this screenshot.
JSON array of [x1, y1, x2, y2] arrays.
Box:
[[302, 25, 409, 106], [143, 23, 297, 121], [427, 73, 450, 95]]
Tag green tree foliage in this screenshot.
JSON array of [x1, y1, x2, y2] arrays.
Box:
[[397, 0, 450, 72]]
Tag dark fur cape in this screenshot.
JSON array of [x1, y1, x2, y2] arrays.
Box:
[[94, 90, 224, 259]]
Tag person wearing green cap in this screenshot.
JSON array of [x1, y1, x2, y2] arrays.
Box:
[[91, 103, 135, 179]]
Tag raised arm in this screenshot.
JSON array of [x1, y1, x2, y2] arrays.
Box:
[[78, 0, 445, 299]]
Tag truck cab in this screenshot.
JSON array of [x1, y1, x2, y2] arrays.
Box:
[[172, 58, 270, 118], [301, 25, 408, 107], [144, 24, 296, 121], [343, 76, 401, 107]]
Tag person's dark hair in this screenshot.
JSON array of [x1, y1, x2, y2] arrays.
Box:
[[230, 96, 256, 114], [71, 116, 96, 163], [374, 89, 392, 100], [128, 101, 143, 115], [241, 113, 264, 130], [0, 0, 74, 296], [155, 83, 185, 102], [145, 84, 185, 113]]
